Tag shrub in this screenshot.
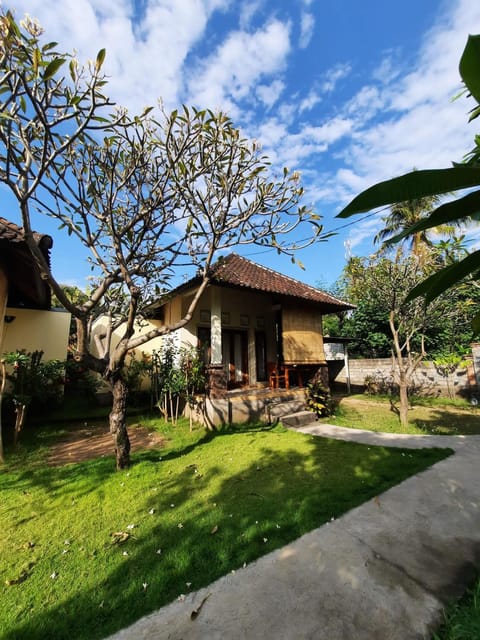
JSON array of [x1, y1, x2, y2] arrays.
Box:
[[305, 380, 334, 418]]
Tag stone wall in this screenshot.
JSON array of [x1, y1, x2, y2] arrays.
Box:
[[333, 357, 477, 398]]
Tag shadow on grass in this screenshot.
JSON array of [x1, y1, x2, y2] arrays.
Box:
[[412, 408, 480, 436], [1, 426, 451, 640]]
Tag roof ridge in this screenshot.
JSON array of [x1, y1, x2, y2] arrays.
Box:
[[219, 253, 350, 306]]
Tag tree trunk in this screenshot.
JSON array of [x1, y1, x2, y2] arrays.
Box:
[[109, 376, 131, 469], [399, 375, 409, 428], [13, 403, 27, 448]]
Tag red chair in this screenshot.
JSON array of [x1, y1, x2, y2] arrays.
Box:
[[267, 363, 290, 389]]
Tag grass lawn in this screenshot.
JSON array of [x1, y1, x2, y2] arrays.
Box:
[[325, 394, 480, 435], [0, 417, 450, 640], [433, 577, 480, 639]]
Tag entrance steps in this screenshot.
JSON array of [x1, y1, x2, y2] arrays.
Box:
[[278, 410, 317, 428]]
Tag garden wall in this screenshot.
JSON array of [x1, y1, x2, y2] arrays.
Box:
[[333, 357, 477, 398]]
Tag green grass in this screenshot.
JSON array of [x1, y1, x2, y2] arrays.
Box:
[[433, 578, 480, 639], [325, 395, 480, 435], [0, 418, 451, 640]]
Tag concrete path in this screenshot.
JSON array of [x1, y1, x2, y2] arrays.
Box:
[[107, 424, 480, 640]]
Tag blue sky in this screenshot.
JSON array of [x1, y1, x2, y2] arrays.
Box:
[[4, 0, 480, 290]]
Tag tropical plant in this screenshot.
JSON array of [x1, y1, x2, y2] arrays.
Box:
[[337, 34, 480, 329], [374, 193, 441, 257], [305, 379, 334, 417], [1, 350, 65, 447]]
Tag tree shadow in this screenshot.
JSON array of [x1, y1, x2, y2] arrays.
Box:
[[411, 407, 480, 435]]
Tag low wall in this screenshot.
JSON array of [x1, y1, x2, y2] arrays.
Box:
[[333, 357, 475, 397], [184, 388, 306, 428]]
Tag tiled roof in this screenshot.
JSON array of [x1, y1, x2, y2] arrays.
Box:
[[208, 254, 353, 310], [159, 253, 353, 313], [0, 217, 53, 309], [0, 216, 52, 249]]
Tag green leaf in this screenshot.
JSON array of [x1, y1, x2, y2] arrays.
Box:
[[43, 57, 66, 81], [69, 60, 77, 82], [406, 250, 480, 303], [459, 35, 480, 104], [96, 49, 106, 71], [387, 190, 480, 243], [469, 104, 480, 123], [42, 42, 58, 52], [472, 309, 480, 335], [337, 167, 480, 217], [33, 48, 41, 75]]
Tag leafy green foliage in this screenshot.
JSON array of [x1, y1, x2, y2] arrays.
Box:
[[3, 350, 65, 411], [149, 339, 206, 425], [305, 380, 334, 417], [64, 358, 100, 399]]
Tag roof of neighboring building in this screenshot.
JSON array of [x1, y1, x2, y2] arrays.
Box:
[[0, 217, 53, 309], [155, 253, 354, 314]]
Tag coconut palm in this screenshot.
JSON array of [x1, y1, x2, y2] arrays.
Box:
[[374, 194, 441, 255]]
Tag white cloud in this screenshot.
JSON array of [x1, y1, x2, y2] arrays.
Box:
[[345, 216, 384, 251], [256, 79, 286, 109], [299, 89, 322, 113], [321, 63, 351, 93], [239, 0, 263, 29], [11, 0, 229, 113], [187, 19, 291, 113], [332, 0, 480, 206], [299, 11, 314, 49]]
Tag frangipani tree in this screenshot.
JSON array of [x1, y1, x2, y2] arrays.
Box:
[[0, 11, 323, 468]]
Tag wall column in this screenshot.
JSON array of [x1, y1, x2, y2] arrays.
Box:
[[210, 286, 222, 364], [0, 269, 8, 354]]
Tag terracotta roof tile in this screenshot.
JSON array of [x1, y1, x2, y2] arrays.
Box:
[[208, 254, 352, 310], [0, 216, 52, 248]]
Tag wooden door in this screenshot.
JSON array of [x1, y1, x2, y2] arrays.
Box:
[[222, 329, 248, 388]]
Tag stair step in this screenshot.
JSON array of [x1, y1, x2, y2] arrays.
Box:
[[280, 410, 317, 428], [268, 399, 306, 419]]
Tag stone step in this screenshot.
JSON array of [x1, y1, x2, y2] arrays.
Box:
[[267, 399, 306, 420], [280, 410, 317, 428]]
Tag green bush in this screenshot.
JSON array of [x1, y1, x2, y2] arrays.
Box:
[[305, 380, 334, 417]]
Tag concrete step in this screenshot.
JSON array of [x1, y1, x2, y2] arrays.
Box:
[[268, 399, 306, 420], [279, 410, 317, 428]]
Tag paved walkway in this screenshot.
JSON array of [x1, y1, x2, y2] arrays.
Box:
[[107, 424, 480, 640]]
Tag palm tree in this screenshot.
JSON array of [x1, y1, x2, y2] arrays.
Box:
[[374, 195, 442, 256]]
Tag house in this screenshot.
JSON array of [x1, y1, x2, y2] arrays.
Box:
[[0, 217, 70, 360], [141, 253, 353, 425]]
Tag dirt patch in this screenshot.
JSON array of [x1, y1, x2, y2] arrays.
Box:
[[47, 423, 165, 466]]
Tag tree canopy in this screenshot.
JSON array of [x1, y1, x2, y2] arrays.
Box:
[[0, 11, 324, 467]]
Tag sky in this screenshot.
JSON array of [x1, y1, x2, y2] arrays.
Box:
[[3, 0, 480, 291]]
